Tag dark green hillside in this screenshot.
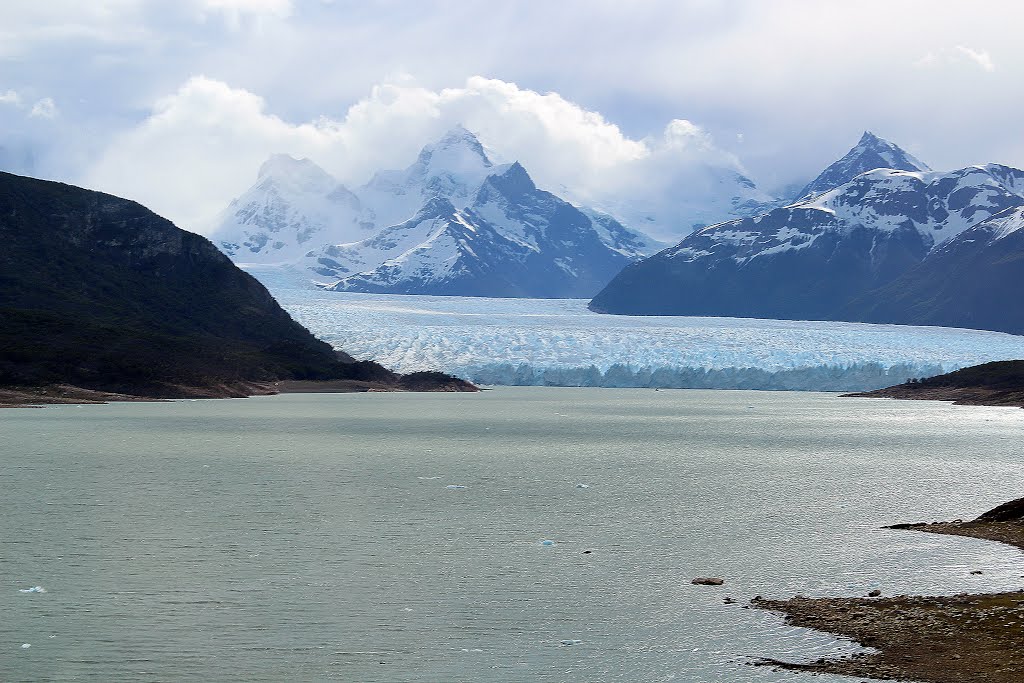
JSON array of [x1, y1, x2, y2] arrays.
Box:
[[0, 171, 451, 396]]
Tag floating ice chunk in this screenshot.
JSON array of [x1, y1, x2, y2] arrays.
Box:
[[19, 586, 45, 593], [446, 485, 467, 490], [21, 643, 31, 649], [559, 639, 582, 646], [540, 539, 556, 546], [575, 483, 590, 489], [418, 476, 442, 480]]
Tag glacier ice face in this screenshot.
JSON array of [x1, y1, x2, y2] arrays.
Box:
[[255, 274, 1024, 392]]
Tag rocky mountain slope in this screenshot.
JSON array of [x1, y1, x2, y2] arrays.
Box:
[[215, 127, 662, 297], [794, 131, 930, 201], [590, 133, 1024, 328], [846, 204, 1024, 333], [308, 163, 656, 297], [0, 171, 472, 398]]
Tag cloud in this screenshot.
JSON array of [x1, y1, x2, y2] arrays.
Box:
[[196, 0, 293, 30], [0, 90, 21, 106], [955, 45, 995, 72], [82, 75, 755, 239], [914, 46, 996, 73], [7, 1, 1024, 217], [29, 97, 58, 119]]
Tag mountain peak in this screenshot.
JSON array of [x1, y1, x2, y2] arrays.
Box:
[[794, 131, 930, 202], [416, 125, 493, 172], [858, 130, 882, 145], [256, 154, 339, 195], [415, 195, 458, 219], [437, 123, 481, 148], [258, 154, 327, 180]]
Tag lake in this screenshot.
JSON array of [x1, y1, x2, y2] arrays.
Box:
[[3, 388, 1023, 681]]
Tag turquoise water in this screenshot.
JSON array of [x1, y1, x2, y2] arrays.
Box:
[[3, 388, 1023, 681]]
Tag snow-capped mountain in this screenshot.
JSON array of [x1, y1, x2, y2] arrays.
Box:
[[847, 203, 1024, 334], [794, 131, 930, 201], [590, 160, 1024, 321], [215, 126, 663, 297], [215, 154, 372, 262], [309, 163, 660, 297], [213, 126, 500, 264], [359, 124, 503, 229]]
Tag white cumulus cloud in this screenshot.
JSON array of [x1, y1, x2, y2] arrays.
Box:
[[83, 75, 760, 239]]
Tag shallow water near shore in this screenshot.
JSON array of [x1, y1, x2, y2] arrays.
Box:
[[3, 387, 1023, 682]]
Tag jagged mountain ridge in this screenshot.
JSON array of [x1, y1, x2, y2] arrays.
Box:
[[312, 163, 657, 297], [590, 156, 1024, 322], [215, 127, 664, 297], [214, 126, 509, 264], [794, 131, 930, 202]]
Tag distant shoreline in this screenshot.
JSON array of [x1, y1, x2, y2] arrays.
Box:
[[844, 359, 1024, 409], [0, 376, 478, 408]]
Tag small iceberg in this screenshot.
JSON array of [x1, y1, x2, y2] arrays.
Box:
[[21, 643, 31, 649], [540, 539, 556, 546], [445, 485, 467, 490], [19, 586, 45, 594], [575, 483, 590, 489]]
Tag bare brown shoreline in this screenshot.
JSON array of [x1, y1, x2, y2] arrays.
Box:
[[753, 502, 1024, 682], [0, 377, 478, 408]]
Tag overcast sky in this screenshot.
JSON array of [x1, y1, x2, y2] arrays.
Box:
[[2, 0, 1023, 234]]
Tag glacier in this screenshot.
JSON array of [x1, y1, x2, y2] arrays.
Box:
[[252, 266, 1024, 392]]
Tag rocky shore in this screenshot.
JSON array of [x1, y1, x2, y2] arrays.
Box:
[[845, 360, 1024, 408], [754, 496, 1024, 682]]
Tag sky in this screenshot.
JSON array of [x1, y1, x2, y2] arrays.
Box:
[[2, 0, 1023, 236]]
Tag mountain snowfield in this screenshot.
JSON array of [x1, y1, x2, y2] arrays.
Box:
[[243, 271, 1024, 391], [216, 154, 373, 262], [213, 126, 786, 297], [592, 133, 1024, 325]]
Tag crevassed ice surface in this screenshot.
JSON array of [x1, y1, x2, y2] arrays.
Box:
[[4, 389, 1024, 682], [252, 267, 1024, 391]]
